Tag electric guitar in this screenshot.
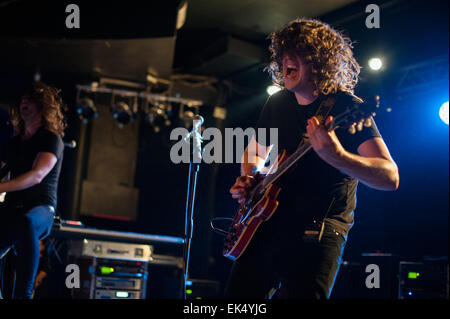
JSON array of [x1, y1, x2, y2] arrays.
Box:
[[223, 97, 379, 260]]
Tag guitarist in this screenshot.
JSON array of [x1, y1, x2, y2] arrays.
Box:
[[0, 82, 65, 299], [227, 18, 399, 298]]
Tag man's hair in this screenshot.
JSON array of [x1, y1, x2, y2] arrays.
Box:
[[11, 81, 67, 137], [266, 18, 361, 96]]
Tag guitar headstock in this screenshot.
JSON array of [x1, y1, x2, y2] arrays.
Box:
[[328, 95, 380, 134]]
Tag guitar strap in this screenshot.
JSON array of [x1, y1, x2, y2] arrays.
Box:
[[297, 95, 336, 149], [314, 96, 336, 124], [298, 96, 337, 244]]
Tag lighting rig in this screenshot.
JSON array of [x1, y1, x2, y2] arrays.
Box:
[[75, 81, 203, 131]]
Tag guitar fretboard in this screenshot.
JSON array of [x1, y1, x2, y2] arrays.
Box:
[[249, 141, 313, 201]]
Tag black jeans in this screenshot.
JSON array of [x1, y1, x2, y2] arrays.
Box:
[[224, 221, 347, 299], [0, 203, 55, 299]]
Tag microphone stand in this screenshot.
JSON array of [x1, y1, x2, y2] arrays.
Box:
[[182, 116, 203, 299]]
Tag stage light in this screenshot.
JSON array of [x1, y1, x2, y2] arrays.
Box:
[[76, 97, 98, 123], [439, 101, 449, 125], [33, 71, 41, 82], [267, 85, 282, 95], [368, 58, 383, 71], [110, 101, 134, 127], [145, 103, 171, 133]]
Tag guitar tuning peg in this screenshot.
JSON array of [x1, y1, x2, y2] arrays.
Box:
[[348, 123, 356, 134], [357, 120, 364, 132], [364, 118, 372, 127]]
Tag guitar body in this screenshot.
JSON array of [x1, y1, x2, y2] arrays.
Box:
[[223, 151, 288, 260]]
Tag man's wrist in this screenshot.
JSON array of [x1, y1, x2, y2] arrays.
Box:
[[327, 148, 352, 169]]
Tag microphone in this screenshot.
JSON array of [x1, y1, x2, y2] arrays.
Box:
[[183, 115, 204, 163], [63, 140, 77, 149], [183, 115, 204, 142]]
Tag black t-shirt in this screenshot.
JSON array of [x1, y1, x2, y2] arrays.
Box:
[[0, 127, 64, 209], [255, 89, 380, 238]]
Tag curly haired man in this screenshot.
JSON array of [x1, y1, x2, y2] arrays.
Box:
[[0, 82, 66, 299], [227, 18, 399, 298]]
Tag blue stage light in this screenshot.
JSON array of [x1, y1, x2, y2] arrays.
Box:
[[439, 101, 449, 125]]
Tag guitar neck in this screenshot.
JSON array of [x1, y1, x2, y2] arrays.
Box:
[[252, 141, 313, 197], [259, 113, 342, 189]]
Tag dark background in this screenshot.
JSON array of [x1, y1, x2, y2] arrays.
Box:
[[0, 0, 448, 297]]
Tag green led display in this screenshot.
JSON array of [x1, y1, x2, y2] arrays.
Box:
[[408, 272, 420, 279], [100, 267, 114, 275]]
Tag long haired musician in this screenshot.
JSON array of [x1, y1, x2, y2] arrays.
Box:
[[0, 82, 66, 299], [226, 18, 399, 298]]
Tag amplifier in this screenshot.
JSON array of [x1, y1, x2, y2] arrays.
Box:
[[69, 239, 152, 262], [96, 276, 143, 290], [46, 228, 185, 299], [68, 240, 151, 299], [398, 260, 448, 299], [331, 253, 399, 299], [186, 279, 221, 299]]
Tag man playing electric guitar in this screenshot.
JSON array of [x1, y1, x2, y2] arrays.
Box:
[[226, 18, 399, 299]]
